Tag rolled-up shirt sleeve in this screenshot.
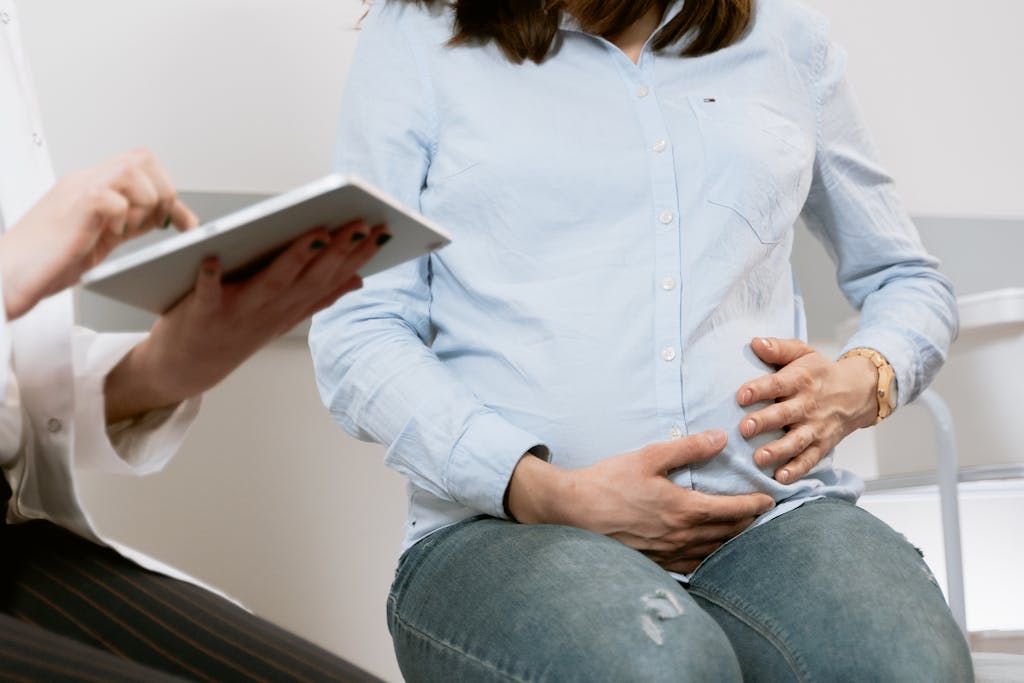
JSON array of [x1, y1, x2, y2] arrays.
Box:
[[309, 3, 547, 519], [71, 327, 200, 475], [801, 30, 958, 407]]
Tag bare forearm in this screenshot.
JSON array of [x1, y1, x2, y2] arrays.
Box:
[[506, 454, 571, 525], [103, 340, 189, 423]]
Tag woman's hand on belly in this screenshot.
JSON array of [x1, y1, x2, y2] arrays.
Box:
[[736, 337, 878, 484], [506, 431, 776, 574]]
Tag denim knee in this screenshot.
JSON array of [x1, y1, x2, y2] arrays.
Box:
[[388, 518, 744, 682], [689, 499, 973, 683]]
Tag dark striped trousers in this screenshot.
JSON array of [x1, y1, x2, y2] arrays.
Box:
[[0, 481, 382, 682]]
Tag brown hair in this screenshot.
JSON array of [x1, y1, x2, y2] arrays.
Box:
[[394, 0, 754, 63]]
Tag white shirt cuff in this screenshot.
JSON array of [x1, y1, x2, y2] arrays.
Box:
[[71, 327, 200, 475]]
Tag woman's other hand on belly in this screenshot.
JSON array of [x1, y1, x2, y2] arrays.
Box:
[[505, 431, 776, 574], [736, 337, 877, 485]]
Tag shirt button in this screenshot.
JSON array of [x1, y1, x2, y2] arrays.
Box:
[[661, 347, 677, 362], [47, 418, 63, 434], [652, 139, 668, 154], [661, 277, 677, 291], [670, 427, 683, 439], [32, 132, 43, 147], [659, 210, 674, 225], [636, 84, 650, 98]]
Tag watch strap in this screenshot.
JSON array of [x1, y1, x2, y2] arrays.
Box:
[[840, 347, 896, 425]]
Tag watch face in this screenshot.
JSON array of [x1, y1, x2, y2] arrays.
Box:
[[887, 375, 899, 408]]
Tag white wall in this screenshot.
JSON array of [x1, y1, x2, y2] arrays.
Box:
[[22, 0, 1024, 218], [803, 0, 1024, 220], [14, 0, 1024, 679], [19, 0, 365, 193]]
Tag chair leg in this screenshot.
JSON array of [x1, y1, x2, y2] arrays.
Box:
[[917, 389, 968, 636]]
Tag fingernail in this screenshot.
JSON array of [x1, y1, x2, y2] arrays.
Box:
[[351, 232, 366, 242], [740, 389, 753, 404], [707, 430, 726, 447], [778, 468, 791, 483], [120, 223, 130, 235], [162, 214, 172, 229], [760, 338, 773, 350], [311, 239, 328, 251], [376, 233, 393, 247], [744, 418, 756, 435], [759, 448, 771, 464], [202, 266, 217, 277]]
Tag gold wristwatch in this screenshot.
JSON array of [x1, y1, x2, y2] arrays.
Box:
[[840, 347, 897, 425]]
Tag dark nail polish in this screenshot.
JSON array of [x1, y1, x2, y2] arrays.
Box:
[[311, 239, 327, 250], [376, 233, 392, 247], [162, 214, 172, 229], [351, 232, 367, 242]]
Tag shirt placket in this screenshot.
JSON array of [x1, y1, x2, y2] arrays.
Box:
[[0, 0, 53, 229], [624, 52, 691, 487]]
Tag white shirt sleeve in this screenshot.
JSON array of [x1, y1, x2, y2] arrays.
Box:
[[0, 265, 12, 400], [71, 326, 201, 475]]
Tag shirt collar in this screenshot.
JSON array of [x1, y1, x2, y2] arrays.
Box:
[[557, 1, 687, 37]]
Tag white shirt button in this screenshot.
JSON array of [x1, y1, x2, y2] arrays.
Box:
[[659, 210, 674, 225], [652, 139, 668, 154], [0, 11, 10, 24], [670, 427, 683, 439], [46, 418, 62, 434], [661, 347, 677, 362], [661, 277, 677, 291], [636, 85, 650, 98], [31, 132, 43, 147]]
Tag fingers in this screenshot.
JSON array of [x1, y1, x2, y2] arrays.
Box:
[[645, 430, 728, 474], [691, 490, 776, 523], [287, 221, 390, 311], [167, 196, 200, 231], [773, 444, 826, 484], [191, 257, 223, 312], [93, 187, 131, 239], [749, 337, 814, 367], [737, 345, 825, 409], [314, 220, 389, 275], [646, 540, 726, 572], [249, 227, 333, 296], [658, 558, 704, 574], [752, 424, 816, 468], [104, 149, 194, 235], [740, 396, 810, 439]]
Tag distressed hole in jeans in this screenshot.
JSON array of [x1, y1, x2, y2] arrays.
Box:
[[909, 542, 941, 587], [640, 590, 685, 645]]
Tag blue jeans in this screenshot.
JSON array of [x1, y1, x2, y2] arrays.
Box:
[[386, 498, 972, 682]]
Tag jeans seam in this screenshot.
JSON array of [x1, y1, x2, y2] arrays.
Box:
[[390, 611, 528, 683], [688, 584, 810, 683]]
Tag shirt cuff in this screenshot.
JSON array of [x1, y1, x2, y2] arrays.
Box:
[[71, 327, 201, 475], [445, 411, 549, 520], [840, 328, 918, 410]]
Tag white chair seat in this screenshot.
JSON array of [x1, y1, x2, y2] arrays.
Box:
[[973, 652, 1024, 683]]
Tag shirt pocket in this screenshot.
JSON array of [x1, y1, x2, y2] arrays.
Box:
[[689, 96, 813, 244]]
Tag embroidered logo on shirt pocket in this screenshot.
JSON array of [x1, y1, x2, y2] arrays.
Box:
[[689, 96, 813, 245]]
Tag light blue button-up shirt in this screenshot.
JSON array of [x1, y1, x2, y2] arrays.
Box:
[[310, 0, 958, 552]]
